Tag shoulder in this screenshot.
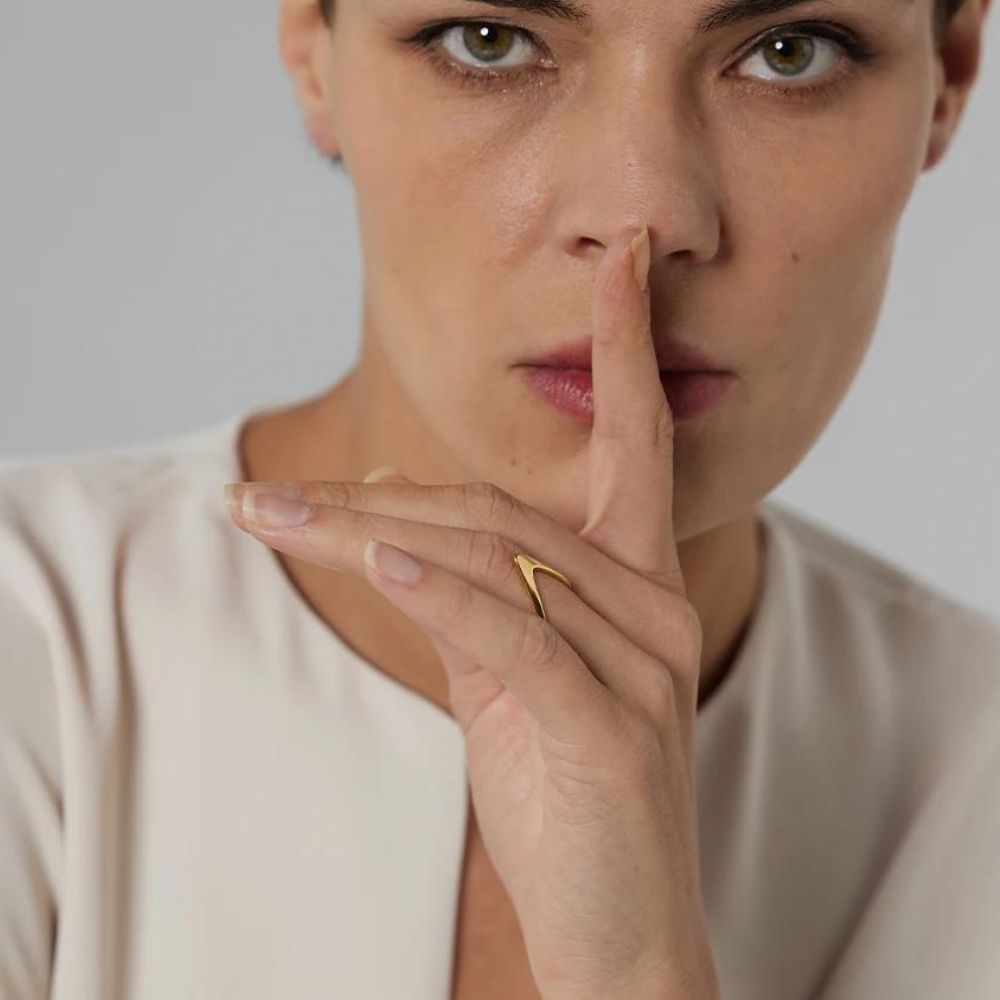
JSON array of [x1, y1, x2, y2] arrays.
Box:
[[770, 501, 1000, 994], [0, 420, 242, 979], [0, 414, 239, 535], [0, 413, 244, 651], [760, 499, 1000, 754], [761, 498, 1000, 641]]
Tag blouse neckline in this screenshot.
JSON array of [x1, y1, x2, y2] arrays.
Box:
[[209, 403, 784, 731]]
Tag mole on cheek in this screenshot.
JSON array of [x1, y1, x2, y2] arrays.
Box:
[[791, 251, 802, 264]]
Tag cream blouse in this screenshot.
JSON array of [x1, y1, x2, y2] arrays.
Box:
[[1, 405, 999, 999]]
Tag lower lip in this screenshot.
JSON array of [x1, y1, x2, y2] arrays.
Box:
[[518, 367, 736, 424]]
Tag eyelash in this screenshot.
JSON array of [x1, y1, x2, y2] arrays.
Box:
[[401, 18, 879, 101]]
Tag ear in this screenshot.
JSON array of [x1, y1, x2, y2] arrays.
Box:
[[278, 0, 342, 160], [923, 0, 993, 171]]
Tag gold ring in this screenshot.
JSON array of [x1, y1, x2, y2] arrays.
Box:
[[513, 553, 575, 621]]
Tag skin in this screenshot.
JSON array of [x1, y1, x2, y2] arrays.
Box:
[[230, 0, 991, 993], [258, 0, 991, 719]]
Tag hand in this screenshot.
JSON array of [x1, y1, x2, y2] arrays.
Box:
[[224, 227, 721, 1000]]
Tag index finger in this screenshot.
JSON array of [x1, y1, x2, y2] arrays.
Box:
[[581, 226, 682, 590]]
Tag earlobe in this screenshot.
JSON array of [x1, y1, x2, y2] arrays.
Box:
[[277, 0, 342, 159], [305, 110, 341, 160]]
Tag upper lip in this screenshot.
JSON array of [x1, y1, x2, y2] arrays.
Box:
[[519, 335, 730, 373]]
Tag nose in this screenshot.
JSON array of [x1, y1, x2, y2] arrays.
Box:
[[556, 63, 722, 266]]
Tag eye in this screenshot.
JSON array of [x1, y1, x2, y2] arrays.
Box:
[[731, 23, 876, 93], [401, 19, 550, 89], [438, 21, 540, 72]]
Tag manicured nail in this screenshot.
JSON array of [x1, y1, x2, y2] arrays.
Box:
[[364, 538, 424, 585], [225, 483, 313, 528], [363, 466, 401, 484], [629, 226, 650, 292]]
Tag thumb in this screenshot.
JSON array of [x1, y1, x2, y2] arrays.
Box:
[[362, 466, 411, 484]]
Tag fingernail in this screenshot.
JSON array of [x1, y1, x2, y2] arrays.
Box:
[[629, 226, 650, 293], [364, 538, 424, 585], [226, 483, 314, 528], [363, 466, 401, 484]]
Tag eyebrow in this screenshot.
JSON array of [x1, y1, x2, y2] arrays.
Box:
[[455, 0, 848, 33]]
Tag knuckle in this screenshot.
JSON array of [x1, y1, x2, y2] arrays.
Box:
[[468, 530, 516, 584], [316, 481, 355, 507], [652, 594, 704, 670], [600, 396, 674, 449], [652, 397, 676, 448], [464, 481, 521, 532], [644, 666, 678, 722], [595, 410, 634, 445], [672, 599, 705, 668], [439, 576, 476, 625], [509, 614, 563, 672]]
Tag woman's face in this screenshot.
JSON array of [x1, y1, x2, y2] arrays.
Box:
[[286, 0, 951, 539]]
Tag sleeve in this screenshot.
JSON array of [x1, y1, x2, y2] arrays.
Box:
[[0, 578, 63, 999]]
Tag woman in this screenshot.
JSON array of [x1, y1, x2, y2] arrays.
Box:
[[1, 0, 997, 997]]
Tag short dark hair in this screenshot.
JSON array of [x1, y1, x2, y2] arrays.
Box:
[[318, 0, 970, 169]]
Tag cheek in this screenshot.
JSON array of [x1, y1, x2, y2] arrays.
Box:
[[337, 71, 556, 395], [351, 128, 550, 292], [727, 70, 933, 397], [352, 152, 538, 391], [733, 84, 929, 277], [331, 28, 557, 282], [338, 95, 545, 458], [685, 68, 936, 516]]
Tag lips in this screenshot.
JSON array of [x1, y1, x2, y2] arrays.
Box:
[[518, 366, 736, 423], [520, 335, 729, 374]]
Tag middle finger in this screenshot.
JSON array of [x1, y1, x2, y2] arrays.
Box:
[[228, 480, 699, 688], [226, 495, 680, 723]]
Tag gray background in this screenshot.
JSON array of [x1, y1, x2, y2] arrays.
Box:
[[1, 1, 997, 619]]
